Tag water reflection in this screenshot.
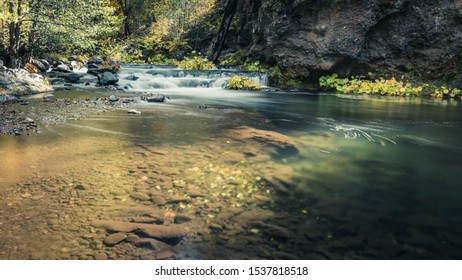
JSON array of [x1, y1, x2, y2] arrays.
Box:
[[1, 90, 462, 259]]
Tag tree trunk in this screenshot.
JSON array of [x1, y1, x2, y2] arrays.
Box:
[[208, 0, 239, 64], [8, 1, 22, 69]]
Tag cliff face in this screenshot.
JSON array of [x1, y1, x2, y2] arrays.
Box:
[[239, 0, 462, 82]]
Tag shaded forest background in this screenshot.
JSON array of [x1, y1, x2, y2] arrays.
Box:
[[0, 0, 250, 67]]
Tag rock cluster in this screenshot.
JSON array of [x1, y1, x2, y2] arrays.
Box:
[[0, 68, 53, 95]]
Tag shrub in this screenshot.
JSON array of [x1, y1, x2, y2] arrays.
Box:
[[174, 53, 214, 70], [242, 60, 268, 72], [147, 54, 175, 65], [227, 76, 262, 91], [24, 63, 38, 74], [319, 74, 423, 96]]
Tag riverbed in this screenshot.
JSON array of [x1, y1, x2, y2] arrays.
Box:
[[1, 66, 461, 260]]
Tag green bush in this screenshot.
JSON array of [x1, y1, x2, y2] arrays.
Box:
[[227, 76, 262, 91], [147, 54, 175, 65], [174, 53, 214, 70]]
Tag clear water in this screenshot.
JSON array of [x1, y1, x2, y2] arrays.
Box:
[[1, 66, 462, 259]]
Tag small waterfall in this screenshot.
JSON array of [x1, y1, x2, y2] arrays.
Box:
[[117, 65, 268, 91]]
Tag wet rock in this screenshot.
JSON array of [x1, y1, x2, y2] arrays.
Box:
[[91, 220, 185, 244], [130, 216, 162, 224], [186, 189, 206, 198], [225, 126, 298, 153], [64, 73, 82, 83], [127, 109, 141, 115], [151, 197, 166, 206], [125, 75, 139, 81], [22, 117, 35, 124], [74, 184, 86, 190], [104, 233, 127, 246], [30, 59, 47, 73], [43, 93, 55, 102], [174, 214, 193, 224], [38, 59, 51, 71], [167, 195, 192, 204], [94, 252, 108, 260], [141, 92, 166, 103], [130, 192, 150, 201], [87, 56, 104, 67], [139, 225, 185, 245], [0, 68, 53, 94], [125, 234, 140, 243], [120, 98, 134, 103], [108, 95, 119, 102], [209, 223, 223, 232], [54, 64, 72, 73], [98, 72, 118, 86]]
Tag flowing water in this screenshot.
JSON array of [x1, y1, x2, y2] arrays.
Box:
[[0, 65, 461, 260]]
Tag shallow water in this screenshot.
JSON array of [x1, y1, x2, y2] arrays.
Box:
[[1, 66, 462, 259]]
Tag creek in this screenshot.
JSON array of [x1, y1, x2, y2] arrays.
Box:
[[0, 65, 461, 259]]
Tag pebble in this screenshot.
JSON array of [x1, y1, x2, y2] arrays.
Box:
[[130, 192, 150, 201], [167, 195, 192, 204], [74, 184, 86, 190], [174, 214, 193, 224], [209, 223, 223, 232], [103, 233, 127, 246], [94, 252, 108, 260]]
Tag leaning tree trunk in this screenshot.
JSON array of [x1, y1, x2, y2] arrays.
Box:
[[208, 0, 239, 64]]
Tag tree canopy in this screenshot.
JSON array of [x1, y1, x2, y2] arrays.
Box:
[[0, 0, 239, 67]]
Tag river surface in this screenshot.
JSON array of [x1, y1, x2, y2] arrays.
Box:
[[0, 65, 461, 259]]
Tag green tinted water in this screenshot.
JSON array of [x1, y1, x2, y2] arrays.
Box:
[[1, 89, 461, 259]]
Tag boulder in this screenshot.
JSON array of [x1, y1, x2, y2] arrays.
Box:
[[54, 64, 72, 73], [108, 95, 119, 102], [126, 75, 140, 81], [141, 93, 166, 103], [38, 59, 51, 71], [30, 59, 47, 73], [88, 68, 117, 75], [0, 68, 53, 94], [63, 73, 82, 83], [98, 72, 118, 86], [87, 56, 104, 67], [43, 93, 55, 102]]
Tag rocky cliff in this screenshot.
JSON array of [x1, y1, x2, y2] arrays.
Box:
[[237, 0, 462, 84]]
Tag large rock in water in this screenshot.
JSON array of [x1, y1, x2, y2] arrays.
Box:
[[141, 93, 166, 103], [235, 0, 462, 82], [98, 72, 119, 86], [225, 126, 298, 153]]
